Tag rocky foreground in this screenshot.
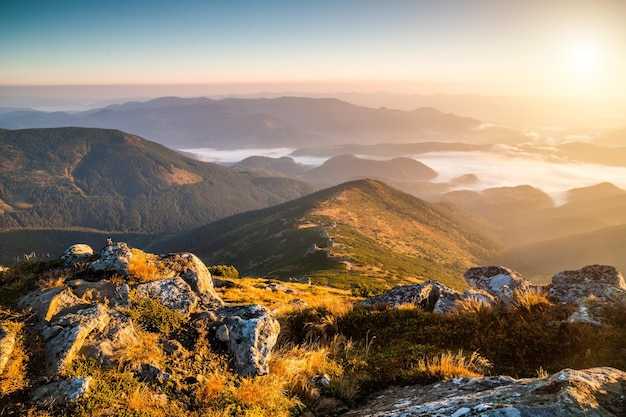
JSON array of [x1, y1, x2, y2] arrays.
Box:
[[1, 242, 625, 416]]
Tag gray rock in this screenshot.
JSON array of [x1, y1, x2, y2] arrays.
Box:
[[31, 377, 92, 406], [46, 304, 110, 375], [136, 277, 199, 316], [359, 281, 461, 312], [464, 265, 531, 305], [17, 286, 84, 322], [343, 367, 626, 417], [151, 252, 224, 309], [67, 279, 131, 308], [79, 310, 140, 365], [61, 244, 94, 268], [89, 242, 132, 276], [211, 304, 280, 376], [550, 264, 626, 304], [0, 323, 17, 374]]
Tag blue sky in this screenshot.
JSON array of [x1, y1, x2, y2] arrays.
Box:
[[2, 0, 625, 97]]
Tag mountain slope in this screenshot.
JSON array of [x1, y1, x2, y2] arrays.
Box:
[[0, 127, 316, 234], [146, 179, 502, 290]]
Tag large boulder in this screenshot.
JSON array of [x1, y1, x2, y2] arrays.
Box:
[[464, 265, 531, 305], [209, 304, 280, 377], [136, 277, 199, 316], [343, 367, 626, 416], [88, 242, 132, 277], [359, 281, 461, 311], [155, 252, 223, 309], [61, 244, 94, 268], [45, 304, 110, 375], [550, 265, 626, 325], [549, 264, 626, 304], [79, 310, 140, 365]]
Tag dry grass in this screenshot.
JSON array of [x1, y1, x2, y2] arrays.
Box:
[[128, 248, 161, 282], [195, 371, 231, 403], [512, 287, 552, 310], [35, 269, 69, 291], [126, 385, 170, 413], [452, 296, 493, 314], [416, 350, 492, 380], [0, 322, 28, 396], [112, 328, 165, 372]]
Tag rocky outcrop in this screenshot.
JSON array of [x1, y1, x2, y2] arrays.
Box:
[[17, 286, 86, 322], [464, 265, 532, 305], [61, 244, 94, 268], [343, 367, 626, 417], [89, 241, 133, 276], [46, 304, 110, 374], [136, 277, 199, 316], [550, 264, 626, 303], [359, 281, 496, 313], [153, 252, 223, 309], [549, 264, 626, 325], [209, 304, 280, 376]]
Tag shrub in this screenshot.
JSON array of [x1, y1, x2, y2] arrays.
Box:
[[125, 295, 188, 335], [208, 265, 239, 279]]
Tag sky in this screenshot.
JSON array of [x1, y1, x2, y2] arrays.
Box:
[[1, 0, 626, 99]]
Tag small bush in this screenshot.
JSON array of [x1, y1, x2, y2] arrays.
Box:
[[125, 296, 188, 335], [208, 265, 239, 279]]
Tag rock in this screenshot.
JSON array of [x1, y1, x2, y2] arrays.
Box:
[[17, 286, 85, 322], [79, 310, 140, 365], [67, 279, 131, 308], [31, 377, 92, 406], [359, 281, 461, 312], [210, 304, 280, 376], [464, 265, 531, 305], [550, 264, 626, 304], [61, 244, 94, 268], [343, 367, 626, 417], [88, 242, 132, 277], [152, 252, 224, 309], [550, 265, 626, 325], [0, 323, 17, 374], [46, 304, 110, 375], [136, 277, 199, 316], [314, 396, 349, 416]]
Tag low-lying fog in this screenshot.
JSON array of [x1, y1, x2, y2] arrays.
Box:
[[182, 146, 626, 205]]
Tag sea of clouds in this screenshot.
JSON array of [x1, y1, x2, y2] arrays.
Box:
[[181, 147, 626, 205]]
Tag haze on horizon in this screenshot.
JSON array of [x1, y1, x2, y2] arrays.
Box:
[[2, 0, 626, 102]]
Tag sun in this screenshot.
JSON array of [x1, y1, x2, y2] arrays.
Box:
[[568, 39, 601, 76]]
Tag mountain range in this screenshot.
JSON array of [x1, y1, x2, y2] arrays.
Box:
[[0, 96, 525, 149]]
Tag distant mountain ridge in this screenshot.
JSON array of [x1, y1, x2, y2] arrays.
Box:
[[0, 96, 523, 149]]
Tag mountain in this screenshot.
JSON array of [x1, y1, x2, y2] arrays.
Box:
[[299, 154, 438, 188], [556, 142, 626, 167], [233, 156, 313, 177], [146, 179, 502, 290], [0, 97, 514, 149], [289, 142, 492, 159], [0, 127, 316, 236]]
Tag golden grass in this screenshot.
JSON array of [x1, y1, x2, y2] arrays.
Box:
[[416, 350, 492, 380], [128, 248, 161, 282], [512, 287, 552, 310], [112, 328, 164, 372], [0, 322, 28, 396], [195, 371, 231, 403], [452, 296, 493, 314], [35, 269, 69, 291]]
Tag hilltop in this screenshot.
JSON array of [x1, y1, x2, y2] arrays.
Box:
[[0, 128, 316, 239], [147, 179, 502, 290]]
